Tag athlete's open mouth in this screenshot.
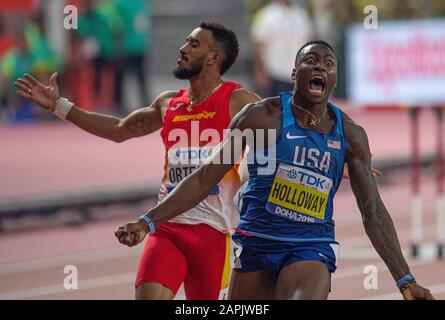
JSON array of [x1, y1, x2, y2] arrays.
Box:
[[309, 75, 325, 97], [177, 55, 188, 65]]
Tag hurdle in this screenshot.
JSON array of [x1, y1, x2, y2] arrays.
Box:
[[409, 106, 445, 260], [410, 107, 422, 258], [436, 107, 445, 259]]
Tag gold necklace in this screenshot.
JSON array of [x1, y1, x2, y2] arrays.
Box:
[[187, 81, 224, 112], [292, 102, 328, 127]]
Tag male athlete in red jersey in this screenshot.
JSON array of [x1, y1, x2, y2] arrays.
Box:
[[15, 22, 260, 300]]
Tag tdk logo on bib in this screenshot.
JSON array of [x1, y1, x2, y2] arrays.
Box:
[[169, 147, 214, 165], [166, 146, 219, 195], [280, 165, 332, 194]]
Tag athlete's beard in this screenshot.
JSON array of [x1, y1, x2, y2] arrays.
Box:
[[173, 56, 206, 79]]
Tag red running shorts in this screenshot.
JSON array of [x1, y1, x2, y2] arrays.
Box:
[[135, 222, 231, 300]]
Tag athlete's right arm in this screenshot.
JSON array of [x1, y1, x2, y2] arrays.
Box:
[[115, 101, 275, 247], [14, 72, 175, 142]]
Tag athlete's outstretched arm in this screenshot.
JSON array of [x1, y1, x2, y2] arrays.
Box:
[[114, 102, 264, 247], [14, 72, 173, 142], [345, 120, 434, 300]]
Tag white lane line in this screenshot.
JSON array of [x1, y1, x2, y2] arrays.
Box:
[[362, 282, 445, 300], [0, 272, 136, 300], [1, 261, 441, 300], [0, 246, 142, 275], [0, 248, 441, 299]]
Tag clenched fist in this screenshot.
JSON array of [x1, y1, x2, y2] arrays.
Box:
[[114, 220, 149, 247]]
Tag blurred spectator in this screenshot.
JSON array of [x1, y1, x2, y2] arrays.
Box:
[[76, 0, 120, 109], [0, 33, 33, 122], [251, 0, 314, 97], [308, 0, 339, 44], [114, 0, 152, 113], [74, 0, 151, 114], [26, 11, 63, 81], [243, 0, 270, 23], [0, 11, 62, 122]]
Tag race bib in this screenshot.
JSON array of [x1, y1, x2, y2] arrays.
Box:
[[167, 146, 219, 195], [266, 163, 333, 223]]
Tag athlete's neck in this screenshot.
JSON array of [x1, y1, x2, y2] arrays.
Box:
[[188, 73, 223, 101], [291, 92, 329, 127]]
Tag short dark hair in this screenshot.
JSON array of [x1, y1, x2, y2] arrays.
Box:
[[296, 40, 336, 62], [200, 22, 239, 75]]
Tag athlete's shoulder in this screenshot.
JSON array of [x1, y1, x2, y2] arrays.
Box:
[[230, 87, 261, 103], [231, 86, 261, 100], [229, 86, 262, 119], [242, 96, 281, 115], [230, 96, 281, 130], [340, 110, 365, 138], [151, 90, 181, 111], [157, 90, 181, 102], [340, 110, 370, 158]]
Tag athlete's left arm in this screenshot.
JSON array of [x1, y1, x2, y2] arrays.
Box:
[[345, 119, 434, 300]]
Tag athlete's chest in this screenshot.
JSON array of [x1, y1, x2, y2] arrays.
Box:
[[277, 124, 344, 176], [161, 95, 231, 149]]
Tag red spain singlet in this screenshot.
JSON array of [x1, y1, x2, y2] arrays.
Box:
[[159, 81, 243, 232]]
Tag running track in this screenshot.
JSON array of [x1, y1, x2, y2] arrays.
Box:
[[0, 107, 444, 299]]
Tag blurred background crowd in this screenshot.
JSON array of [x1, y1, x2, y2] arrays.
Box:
[[1, 0, 152, 122], [1, 0, 444, 123]]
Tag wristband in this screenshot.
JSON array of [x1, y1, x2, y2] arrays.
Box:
[[51, 97, 74, 120], [139, 214, 156, 234], [397, 274, 416, 290]]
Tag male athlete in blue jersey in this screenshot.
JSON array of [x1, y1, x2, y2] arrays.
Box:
[[116, 41, 434, 300]]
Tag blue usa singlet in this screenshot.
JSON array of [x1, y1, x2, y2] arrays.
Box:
[[232, 92, 346, 251]]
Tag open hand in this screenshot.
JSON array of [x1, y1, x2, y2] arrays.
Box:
[[14, 72, 59, 110]]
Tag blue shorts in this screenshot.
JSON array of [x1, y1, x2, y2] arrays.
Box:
[[233, 241, 339, 282]]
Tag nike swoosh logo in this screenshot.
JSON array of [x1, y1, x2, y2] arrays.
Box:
[[286, 132, 308, 139]]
